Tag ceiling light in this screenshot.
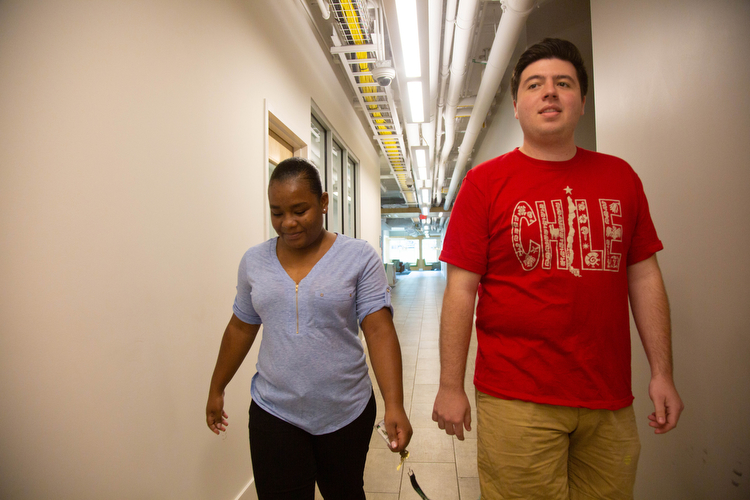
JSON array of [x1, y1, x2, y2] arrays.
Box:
[[408, 81, 424, 122], [415, 148, 426, 168], [419, 167, 427, 179], [421, 206, 429, 216], [421, 188, 429, 202], [395, 0, 421, 78]]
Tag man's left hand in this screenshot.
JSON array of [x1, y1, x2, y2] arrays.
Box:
[[647, 374, 684, 434]]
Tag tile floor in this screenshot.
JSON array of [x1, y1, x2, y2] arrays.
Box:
[[362, 270, 479, 500]]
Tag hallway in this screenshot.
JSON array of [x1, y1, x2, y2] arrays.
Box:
[[363, 270, 480, 500]]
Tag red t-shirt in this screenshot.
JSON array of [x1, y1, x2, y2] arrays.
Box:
[[440, 148, 663, 410]]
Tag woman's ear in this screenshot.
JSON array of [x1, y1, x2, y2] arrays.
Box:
[[320, 192, 329, 213]]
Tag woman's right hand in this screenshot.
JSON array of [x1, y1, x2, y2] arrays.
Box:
[[206, 391, 229, 435]]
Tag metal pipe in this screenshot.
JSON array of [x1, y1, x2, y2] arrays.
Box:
[[436, 0, 479, 205], [443, 0, 537, 209], [433, 0, 458, 203], [317, 0, 330, 19]]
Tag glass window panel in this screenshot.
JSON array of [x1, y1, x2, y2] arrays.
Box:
[[346, 156, 356, 237], [330, 141, 343, 234], [389, 239, 419, 264], [310, 115, 327, 189], [422, 238, 439, 263], [268, 161, 276, 239]]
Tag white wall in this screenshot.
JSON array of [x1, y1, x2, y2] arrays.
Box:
[[591, 0, 750, 498], [0, 1, 380, 498]]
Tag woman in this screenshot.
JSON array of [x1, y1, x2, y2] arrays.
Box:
[[206, 157, 412, 499]]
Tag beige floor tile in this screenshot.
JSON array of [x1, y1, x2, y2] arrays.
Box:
[[364, 448, 405, 494], [401, 345, 418, 368], [409, 402, 438, 429], [419, 328, 440, 341], [398, 333, 421, 347], [458, 476, 481, 500], [402, 393, 413, 417], [405, 426, 455, 463], [366, 493, 399, 500], [403, 365, 416, 385], [419, 340, 439, 350], [417, 346, 440, 360], [454, 438, 478, 477], [414, 366, 440, 385], [411, 383, 438, 405], [415, 357, 441, 373], [398, 462, 459, 500]]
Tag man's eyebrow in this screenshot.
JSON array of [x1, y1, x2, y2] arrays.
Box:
[[522, 74, 576, 85]]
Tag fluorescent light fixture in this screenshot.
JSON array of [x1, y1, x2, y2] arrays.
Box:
[[415, 148, 426, 168], [391, 226, 405, 231], [396, 0, 421, 78], [407, 81, 424, 122], [421, 206, 429, 216], [419, 167, 427, 179], [421, 188, 429, 202]]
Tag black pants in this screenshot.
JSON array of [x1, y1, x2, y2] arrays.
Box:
[[248, 392, 376, 500]]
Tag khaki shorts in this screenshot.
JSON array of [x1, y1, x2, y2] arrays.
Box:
[[476, 392, 640, 500]]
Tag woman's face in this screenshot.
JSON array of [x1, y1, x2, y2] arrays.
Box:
[[268, 176, 329, 251]]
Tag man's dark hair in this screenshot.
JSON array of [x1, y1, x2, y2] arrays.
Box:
[[269, 157, 323, 199], [511, 38, 588, 101]]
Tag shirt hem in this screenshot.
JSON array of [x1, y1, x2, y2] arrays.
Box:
[[251, 382, 373, 436], [474, 382, 634, 411]]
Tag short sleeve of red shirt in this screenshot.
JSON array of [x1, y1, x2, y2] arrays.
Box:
[[440, 169, 489, 275], [626, 172, 664, 265]]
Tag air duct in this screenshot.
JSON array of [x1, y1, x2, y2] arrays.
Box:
[[443, 0, 537, 209], [436, 0, 480, 205]]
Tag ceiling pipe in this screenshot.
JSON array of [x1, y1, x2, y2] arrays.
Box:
[[316, 0, 330, 19], [421, 121, 435, 180], [428, 0, 443, 123], [404, 122, 422, 202], [424, 0, 443, 192], [443, 0, 537, 209], [436, 0, 479, 205], [432, 0, 458, 202]]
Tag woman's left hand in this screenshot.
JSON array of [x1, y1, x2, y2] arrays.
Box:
[[383, 406, 413, 452]]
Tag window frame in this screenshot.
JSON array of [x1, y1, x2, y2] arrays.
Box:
[[311, 102, 360, 238]]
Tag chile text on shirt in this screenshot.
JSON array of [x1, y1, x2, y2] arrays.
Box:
[[511, 186, 623, 276]]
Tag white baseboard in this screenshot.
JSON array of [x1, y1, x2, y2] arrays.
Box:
[[234, 477, 257, 500]]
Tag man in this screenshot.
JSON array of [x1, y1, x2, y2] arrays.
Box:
[[432, 38, 683, 499]]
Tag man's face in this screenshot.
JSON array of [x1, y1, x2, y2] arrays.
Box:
[[513, 58, 586, 144]]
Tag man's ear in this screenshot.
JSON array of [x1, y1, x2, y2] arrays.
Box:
[[580, 95, 586, 116]]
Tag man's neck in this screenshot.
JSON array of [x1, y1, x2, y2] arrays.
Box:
[[519, 139, 577, 162]]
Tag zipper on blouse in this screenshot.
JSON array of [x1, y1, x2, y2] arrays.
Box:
[[295, 283, 299, 334]]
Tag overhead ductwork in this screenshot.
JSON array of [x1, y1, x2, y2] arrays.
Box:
[[443, 0, 537, 209], [436, 0, 480, 205]]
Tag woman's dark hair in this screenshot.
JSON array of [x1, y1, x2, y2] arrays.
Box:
[[269, 157, 323, 199], [511, 38, 589, 101]]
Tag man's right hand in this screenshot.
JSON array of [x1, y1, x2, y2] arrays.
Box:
[[432, 386, 472, 440]]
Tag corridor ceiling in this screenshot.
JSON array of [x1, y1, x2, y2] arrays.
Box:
[[300, 0, 589, 236]]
